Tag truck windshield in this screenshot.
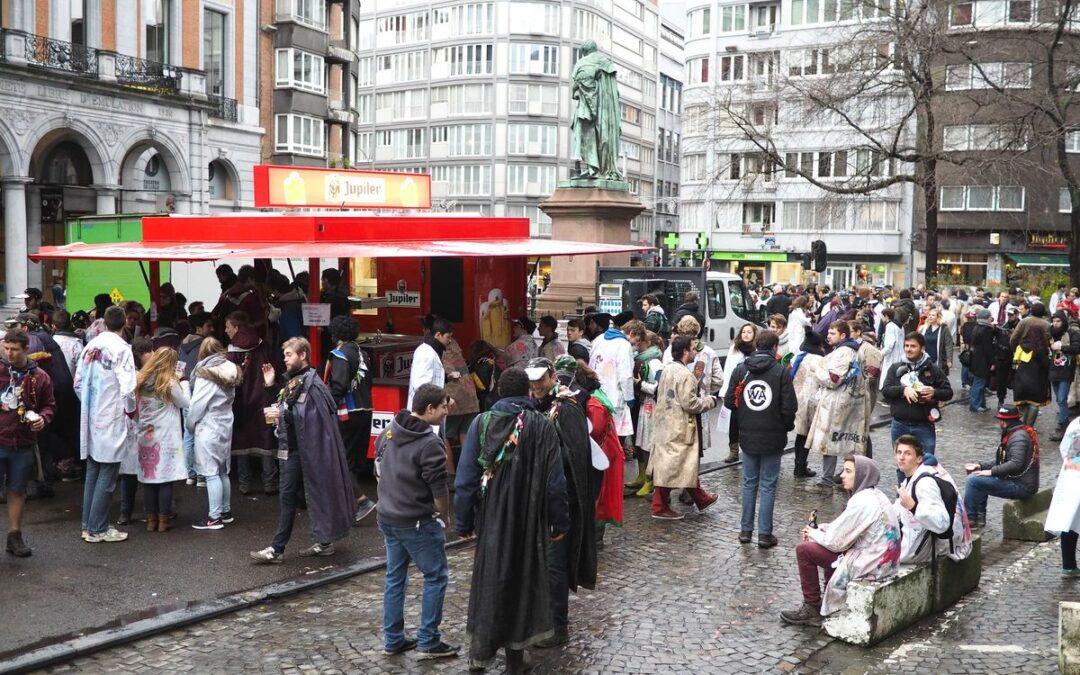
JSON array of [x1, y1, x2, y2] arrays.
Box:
[[729, 280, 754, 321]]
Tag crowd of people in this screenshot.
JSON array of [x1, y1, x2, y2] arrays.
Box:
[[2, 269, 1079, 672]]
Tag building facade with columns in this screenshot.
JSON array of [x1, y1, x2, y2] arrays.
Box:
[[0, 0, 263, 309]]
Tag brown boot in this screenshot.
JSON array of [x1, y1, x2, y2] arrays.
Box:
[[145, 514, 158, 532], [157, 514, 173, 533], [724, 443, 740, 463]]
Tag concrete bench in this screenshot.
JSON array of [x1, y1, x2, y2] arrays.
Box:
[[1002, 487, 1054, 542], [1062, 601, 1080, 674], [824, 536, 982, 646]]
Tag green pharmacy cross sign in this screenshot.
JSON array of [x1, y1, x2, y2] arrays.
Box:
[[663, 232, 680, 250], [696, 232, 709, 251]]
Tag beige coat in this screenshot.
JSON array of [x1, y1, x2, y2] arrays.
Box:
[[647, 361, 717, 488], [793, 353, 825, 437], [857, 341, 884, 426], [807, 345, 869, 457]]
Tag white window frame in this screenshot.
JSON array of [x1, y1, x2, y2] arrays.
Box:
[[274, 114, 325, 157], [274, 48, 325, 94], [938, 185, 1026, 211], [275, 0, 326, 31]]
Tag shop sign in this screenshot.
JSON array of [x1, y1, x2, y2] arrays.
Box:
[[370, 411, 395, 437], [385, 290, 421, 307], [1028, 232, 1068, 250], [709, 251, 788, 262], [301, 303, 331, 326], [253, 165, 432, 209]]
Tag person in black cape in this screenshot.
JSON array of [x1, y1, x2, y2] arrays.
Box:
[[526, 356, 597, 648], [455, 368, 569, 673]]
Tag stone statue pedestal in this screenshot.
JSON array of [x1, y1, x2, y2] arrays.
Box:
[[535, 185, 645, 316]]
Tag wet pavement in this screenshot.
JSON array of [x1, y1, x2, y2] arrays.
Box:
[[22, 389, 1068, 674]]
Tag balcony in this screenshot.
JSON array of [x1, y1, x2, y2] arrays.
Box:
[[25, 33, 98, 76], [326, 38, 352, 63], [327, 98, 353, 124], [208, 95, 239, 122], [4, 30, 207, 100], [115, 53, 182, 94]]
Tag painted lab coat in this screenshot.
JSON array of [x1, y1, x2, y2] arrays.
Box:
[[185, 354, 242, 477], [407, 341, 445, 411], [1046, 416, 1080, 535], [663, 342, 724, 446], [135, 381, 191, 484], [879, 322, 906, 391], [590, 333, 636, 436], [893, 465, 970, 564], [74, 331, 137, 465]]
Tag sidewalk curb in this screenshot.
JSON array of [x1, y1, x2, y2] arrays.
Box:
[[0, 537, 476, 675]]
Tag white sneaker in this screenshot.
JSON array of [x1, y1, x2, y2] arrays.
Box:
[[87, 527, 128, 543], [80, 530, 89, 542], [185, 477, 196, 486], [250, 546, 283, 564]]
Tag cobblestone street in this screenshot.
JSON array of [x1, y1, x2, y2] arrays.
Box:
[[34, 400, 1068, 674]]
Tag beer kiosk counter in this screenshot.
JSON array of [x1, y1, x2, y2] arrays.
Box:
[[30, 166, 649, 464]]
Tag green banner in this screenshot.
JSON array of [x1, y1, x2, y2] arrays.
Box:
[[709, 251, 789, 262]]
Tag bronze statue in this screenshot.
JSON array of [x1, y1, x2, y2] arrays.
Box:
[[570, 41, 623, 182]]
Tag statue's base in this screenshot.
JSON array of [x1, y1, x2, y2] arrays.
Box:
[[558, 178, 631, 191], [535, 186, 645, 316]]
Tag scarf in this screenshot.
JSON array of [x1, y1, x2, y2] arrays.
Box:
[[590, 387, 616, 414], [634, 346, 662, 382], [837, 338, 862, 353], [423, 335, 446, 358], [603, 328, 628, 342], [903, 352, 931, 370], [229, 325, 261, 351]]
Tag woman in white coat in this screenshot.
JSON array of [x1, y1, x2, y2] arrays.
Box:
[[134, 347, 190, 533], [878, 307, 906, 390], [787, 296, 812, 357], [187, 338, 243, 530], [1045, 416, 1080, 575]]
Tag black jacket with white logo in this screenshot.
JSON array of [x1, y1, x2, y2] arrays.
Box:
[[723, 349, 797, 455]]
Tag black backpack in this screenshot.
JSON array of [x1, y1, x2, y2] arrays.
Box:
[[908, 473, 959, 554]]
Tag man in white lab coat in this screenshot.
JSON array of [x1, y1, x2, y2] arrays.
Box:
[[588, 314, 635, 440], [407, 317, 459, 410]]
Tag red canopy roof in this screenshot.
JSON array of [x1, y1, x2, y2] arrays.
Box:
[[31, 212, 650, 261]]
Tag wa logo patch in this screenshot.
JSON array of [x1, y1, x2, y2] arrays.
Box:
[[743, 380, 772, 411]]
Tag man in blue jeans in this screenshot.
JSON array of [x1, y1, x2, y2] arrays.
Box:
[[963, 404, 1039, 528], [723, 329, 796, 549], [374, 384, 458, 660], [881, 332, 952, 482]]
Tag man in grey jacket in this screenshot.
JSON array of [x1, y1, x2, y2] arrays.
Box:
[[962, 404, 1039, 528], [375, 384, 459, 660]]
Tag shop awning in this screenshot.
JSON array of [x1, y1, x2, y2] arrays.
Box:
[[30, 238, 650, 262], [1008, 253, 1070, 267]]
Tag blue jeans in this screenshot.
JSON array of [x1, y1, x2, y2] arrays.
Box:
[[205, 471, 231, 519], [378, 519, 449, 651], [740, 452, 782, 535], [961, 364, 974, 388], [963, 474, 1033, 518], [1054, 379, 1071, 427], [81, 458, 120, 535], [183, 429, 196, 479], [271, 453, 299, 554], [548, 535, 569, 631], [970, 376, 988, 411]]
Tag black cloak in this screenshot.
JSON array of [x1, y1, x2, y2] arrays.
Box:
[[539, 395, 597, 591], [466, 406, 563, 665]]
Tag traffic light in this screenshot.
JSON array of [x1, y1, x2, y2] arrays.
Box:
[[811, 240, 827, 272], [801, 252, 812, 270]]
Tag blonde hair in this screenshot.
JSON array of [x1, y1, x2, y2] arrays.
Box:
[[197, 337, 224, 361], [136, 347, 180, 404], [675, 315, 700, 336], [282, 337, 312, 361]]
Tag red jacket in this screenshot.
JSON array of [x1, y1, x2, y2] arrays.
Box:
[[0, 361, 55, 449]]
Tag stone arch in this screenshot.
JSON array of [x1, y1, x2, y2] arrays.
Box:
[[207, 157, 240, 202], [116, 128, 191, 195], [0, 120, 23, 178], [25, 118, 113, 185]]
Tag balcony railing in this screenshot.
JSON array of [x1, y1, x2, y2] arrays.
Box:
[[25, 33, 98, 76], [208, 95, 239, 122], [115, 53, 182, 93]]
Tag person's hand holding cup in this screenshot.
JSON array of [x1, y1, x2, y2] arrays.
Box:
[[263, 405, 280, 426]]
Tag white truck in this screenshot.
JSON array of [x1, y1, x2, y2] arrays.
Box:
[[596, 267, 765, 359]]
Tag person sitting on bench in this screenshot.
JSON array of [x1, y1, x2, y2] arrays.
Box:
[[963, 404, 1039, 529], [893, 436, 973, 564]]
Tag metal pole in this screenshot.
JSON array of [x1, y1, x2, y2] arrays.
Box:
[[148, 261, 161, 334], [308, 257, 321, 366]]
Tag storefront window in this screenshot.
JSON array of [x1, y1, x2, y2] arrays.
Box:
[[350, 257, 379, 316]]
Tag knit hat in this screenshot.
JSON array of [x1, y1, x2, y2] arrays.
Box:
[[976, 308, 992, 324]]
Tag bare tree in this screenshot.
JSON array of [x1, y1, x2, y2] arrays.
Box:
[[689, 0, 1032, 281]]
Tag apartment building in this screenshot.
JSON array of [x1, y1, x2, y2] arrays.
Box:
[[932, 0, 1080, 285], [654, 18, 683, 265], [0, 0, 262, 308], [679, 0, 916, 288], [350, 0, 665, 239]]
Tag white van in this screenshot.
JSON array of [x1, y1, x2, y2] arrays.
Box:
[[596, 267, 764, 359]]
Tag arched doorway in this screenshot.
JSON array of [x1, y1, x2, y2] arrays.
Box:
[[119, 143, 182, 213], [30, 133, 100, 300], [208, 159, 238, 206]]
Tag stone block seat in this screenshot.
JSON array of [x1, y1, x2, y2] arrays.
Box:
[[1002, 487, 1054, 542], [824, 536, 982, 646]]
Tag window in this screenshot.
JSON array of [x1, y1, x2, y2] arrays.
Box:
[[508, 124, 557, 155], [942, 124, 1027, 151], [949, 1, 973, 25], [742, 202, 775, 233], [939, 185, 1026, 211], [851, 201, 899, 230], [509, 44, 559, 75], [143, 0, 170, 63], [721, 5, 746, 32], [431, 165, 492, 196], [945, 62, 1031, 90], [378, 50, 426, 83], [509, 3, 560, 34], [378, 128, 426, 159], [433, 3, 494, 36], [357, 57, 374, 86], [1061, 188, 1074, 213], [788, 49, 823, 77], [275, 48, 325, 93], [951, 0, 1032, 26], [572, 8, 611, 43], [685, 154, 706, 180], [1068, 130, 1080, 152], [706, 280, 727, 319], [431, 126, 448, 143], [507, 165, 557, 195], [376, 89, 427, 120], [435, 44, 493, 76], [203, 9, 225, 97], [689, 7, 711, 36], [621, 140, 640, 161], [507, 204, 553, 237], [71, 0, 85, 45], [448, 124, 493, 156], [509, 83, 559, 115], [356, 93, 371, 123], [275, 114, 324, 156], [433, 83, 493, 115], [276, 0, 326, 30], [780, 200, 848, 230], [376, 11, 428, 45], [750, 3, 778, 31], [689, 57, 709, 84], [719, 54, 745, 82]]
